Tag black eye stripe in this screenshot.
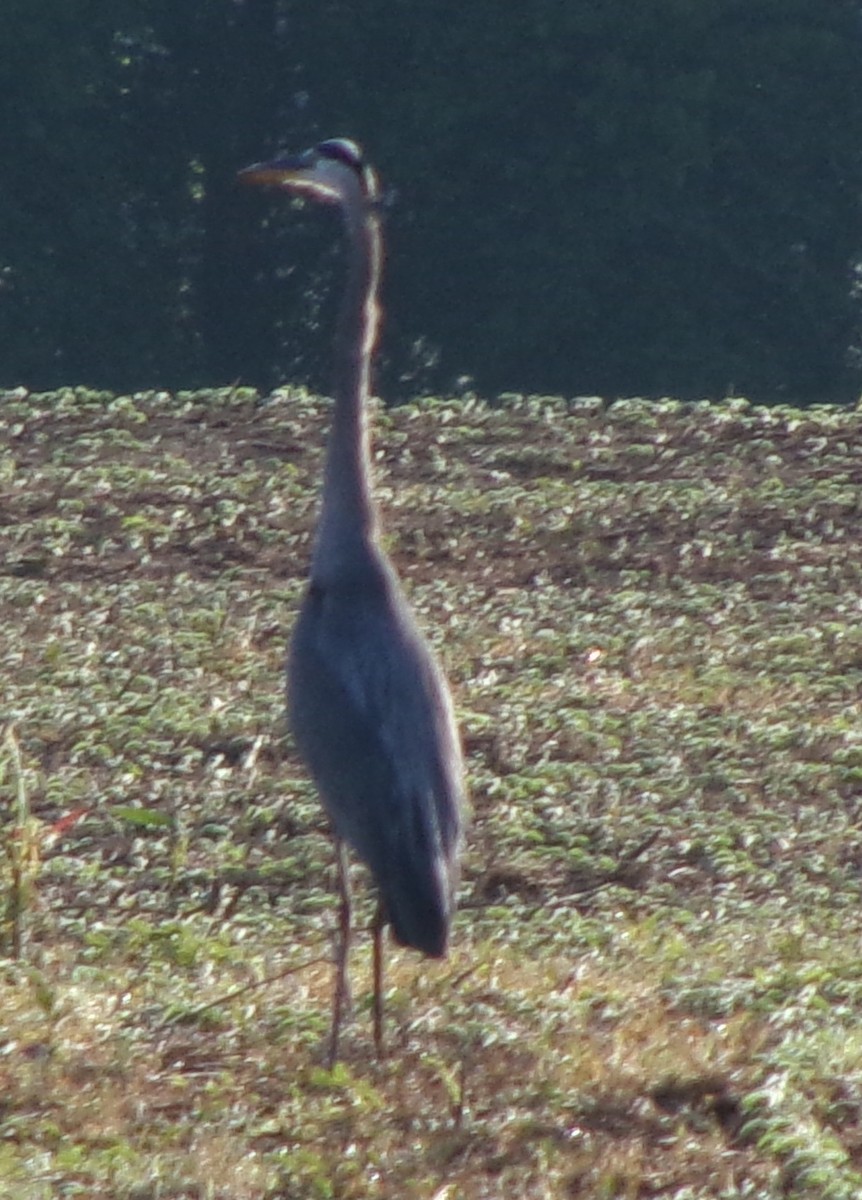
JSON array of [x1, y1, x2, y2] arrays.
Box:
[[316, 138, 364, 174]]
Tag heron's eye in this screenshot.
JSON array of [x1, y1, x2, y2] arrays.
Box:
[[316, 138, 364, 174]]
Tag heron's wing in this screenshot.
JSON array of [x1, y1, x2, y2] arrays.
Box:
[[287, 559, 463, 953], [289, 566, 462, 852]]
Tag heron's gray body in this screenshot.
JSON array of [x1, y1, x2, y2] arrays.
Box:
[[240, 138, 464, 1057], [288, 540, 462, 956]]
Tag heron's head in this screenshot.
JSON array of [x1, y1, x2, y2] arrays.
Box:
[[238, 138, 380, 210]]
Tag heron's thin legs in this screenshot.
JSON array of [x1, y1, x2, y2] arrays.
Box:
[[328, 838, 352, 1067], [372, 899, 385, 1058]]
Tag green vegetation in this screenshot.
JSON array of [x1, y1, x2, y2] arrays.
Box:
[[2, 3, 860, 402], [2, 386, 862, 1197]]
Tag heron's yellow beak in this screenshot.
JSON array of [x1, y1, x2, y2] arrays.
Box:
[[237, 162, 306, 189], [238, 150, 346, 203]]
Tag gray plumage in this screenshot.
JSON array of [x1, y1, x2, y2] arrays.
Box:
[[239, 138, 465, 1057], [289, 545, 462, 955]]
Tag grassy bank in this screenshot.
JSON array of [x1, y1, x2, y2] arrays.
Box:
[[2, 386, 862, 1198]]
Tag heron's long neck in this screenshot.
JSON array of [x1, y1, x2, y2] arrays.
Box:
[[311, 206, 382, 577]]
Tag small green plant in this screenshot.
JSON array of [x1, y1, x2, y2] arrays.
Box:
[[0, 724, 42, 958]]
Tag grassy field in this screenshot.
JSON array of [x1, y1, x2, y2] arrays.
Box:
[[2, 385, 862, 1198]]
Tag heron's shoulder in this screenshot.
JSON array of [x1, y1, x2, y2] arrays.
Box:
[[304, 543, 406, 614], [295, 548, 439, 682]]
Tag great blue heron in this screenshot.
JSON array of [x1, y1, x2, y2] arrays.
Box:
[[239, 139, 465, 1064]]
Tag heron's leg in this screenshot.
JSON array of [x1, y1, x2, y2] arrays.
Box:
[[372, 897, 385, 1058], [328, 838, 352, 1068]]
